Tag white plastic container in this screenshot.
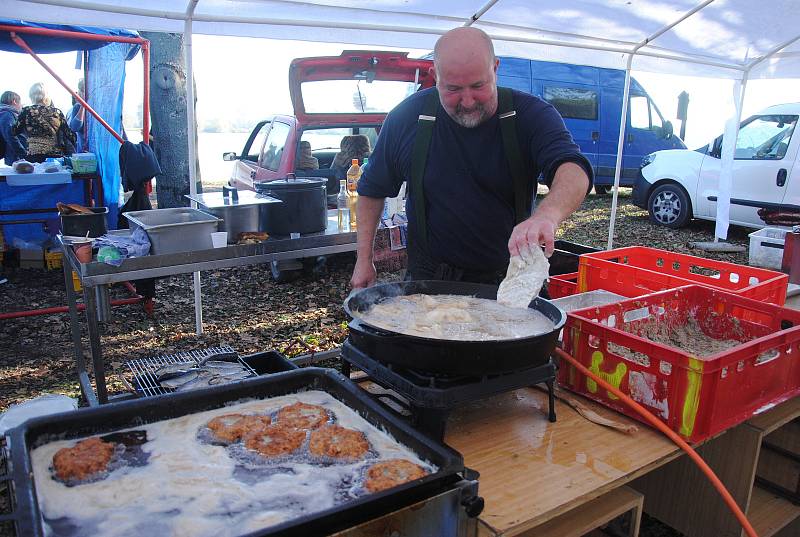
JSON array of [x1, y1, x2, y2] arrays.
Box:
[[748, 227, 788, 269]]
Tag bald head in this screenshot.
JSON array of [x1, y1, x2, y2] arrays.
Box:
[[434, 27, 496, 76], [432, 27, 499, 128]]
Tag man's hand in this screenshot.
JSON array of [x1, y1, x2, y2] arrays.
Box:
[[350, 257, 377, 289], [508, 162, 590, 258], [508, 211, 558, 257]]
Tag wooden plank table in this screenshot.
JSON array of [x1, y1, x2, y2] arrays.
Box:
[[445, 387, 681, 536]]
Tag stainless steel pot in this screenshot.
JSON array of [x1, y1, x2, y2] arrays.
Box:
[[186, 186, 282, 243]]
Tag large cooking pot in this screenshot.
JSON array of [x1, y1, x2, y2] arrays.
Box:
[[254, 175, 327, 235], [344, 280, 566, 375], [186, 187, 282, 243]]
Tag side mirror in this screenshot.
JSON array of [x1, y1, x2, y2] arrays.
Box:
[[662, 121, 674, 139], [222, 152, 237, 162]]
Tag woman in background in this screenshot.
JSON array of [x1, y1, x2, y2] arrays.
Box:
[[13, 82, 76, 162]]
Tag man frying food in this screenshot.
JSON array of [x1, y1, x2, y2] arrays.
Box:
[[350, 26, 592, 289]]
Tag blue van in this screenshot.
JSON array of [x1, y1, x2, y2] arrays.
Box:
[[496, 57, 686, 192]]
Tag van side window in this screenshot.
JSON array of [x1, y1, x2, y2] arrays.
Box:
[[735, 115, 798, 160], [630, 95, 651, 129], [260, 121, 292, 171], [543, 86, 597, 120]]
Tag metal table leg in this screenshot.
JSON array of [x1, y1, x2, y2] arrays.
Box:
[[62, 260, 97, 406], [83, 284, 108, 404]]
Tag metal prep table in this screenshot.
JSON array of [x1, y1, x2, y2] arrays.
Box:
[[59, 210, 357, 405]]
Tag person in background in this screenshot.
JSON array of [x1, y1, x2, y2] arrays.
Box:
[[330, 134, 371, 182], [351, 27, 592, 288], [13, 82, 76, 162], [0, 91, 27, 166], [296, 140, 319, 170], [66, 78, 86, 153]]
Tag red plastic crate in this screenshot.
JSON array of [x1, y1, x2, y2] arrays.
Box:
[[560, 285, 800, 443], [549, 272, 578, 298], [577, 246, 788, 305]]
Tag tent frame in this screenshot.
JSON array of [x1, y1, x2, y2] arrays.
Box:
[[0, 23, 151, 147]]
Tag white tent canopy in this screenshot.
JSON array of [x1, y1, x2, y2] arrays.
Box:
[[7, 0, 800, 333], [8, 0, 800, 79]]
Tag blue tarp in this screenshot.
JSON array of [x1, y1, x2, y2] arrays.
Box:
[[0, 19, 140, 55], [0, 20, 141, 245], [89, 41, 137, 226], [0, 182, 85, 245]]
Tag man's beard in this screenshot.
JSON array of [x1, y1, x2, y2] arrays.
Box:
[[451, 102, 492, 128]]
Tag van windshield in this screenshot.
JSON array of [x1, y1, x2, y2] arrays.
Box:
[[712, 114, 797, 160], [735, 115, 797, 160]]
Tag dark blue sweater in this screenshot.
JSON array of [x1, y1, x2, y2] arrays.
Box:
[[358, 87, 593, 272]]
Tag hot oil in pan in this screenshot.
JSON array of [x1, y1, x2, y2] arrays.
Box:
[[30, 392, 436, 537], [360, 294, 555, 340]]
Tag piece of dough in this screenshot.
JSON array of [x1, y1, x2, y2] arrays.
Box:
[[497, 244, 549, 308]]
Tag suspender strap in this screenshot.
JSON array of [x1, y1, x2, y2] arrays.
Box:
[[498, 87, 528, 224], [409, 89, 440, 250]]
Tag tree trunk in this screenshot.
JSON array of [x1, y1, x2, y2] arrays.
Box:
[[140, 31, 202, 208]]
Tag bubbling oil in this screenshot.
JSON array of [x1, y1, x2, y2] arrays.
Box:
[[360, 293, 555, 340]]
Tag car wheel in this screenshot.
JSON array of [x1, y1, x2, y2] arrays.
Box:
[[647, 183, 691, 228], [594, 185, 612, 195], [270, 260, 301, 283]]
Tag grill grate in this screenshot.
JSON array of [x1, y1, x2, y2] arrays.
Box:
[[126, 346, 255, 398]]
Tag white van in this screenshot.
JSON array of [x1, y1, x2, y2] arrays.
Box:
[[632, 103, 799, 228]]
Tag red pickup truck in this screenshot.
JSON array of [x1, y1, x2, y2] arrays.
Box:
[[223, 50, 433, 280], [225, 50, 433, 199]]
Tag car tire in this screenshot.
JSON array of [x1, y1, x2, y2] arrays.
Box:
[[594, 185, 612, 195], [270, 260, 301, 283], [647, 183, 692, 228]]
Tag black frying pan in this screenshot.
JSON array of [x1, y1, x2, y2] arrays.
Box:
[[344, 280, 565, 375]]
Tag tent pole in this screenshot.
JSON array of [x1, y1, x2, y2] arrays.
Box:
[[184, 0, 203, 336], [606, 56, 633, 251], [10, 32, 124, 144], [465, 0, 501, 25], [714, 75, 748, 241], [142, 41, 150, 145]]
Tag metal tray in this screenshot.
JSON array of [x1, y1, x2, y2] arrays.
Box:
[[123, 207, 220, 254], [550, 289, 626, 313], [6, 368, 466, 537]]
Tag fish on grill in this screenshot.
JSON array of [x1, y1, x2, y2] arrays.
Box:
[[156, 361, 254, 392], [154, 363, 197, 382]]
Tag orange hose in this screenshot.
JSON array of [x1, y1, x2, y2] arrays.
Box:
[[554, 347, 759, 537]]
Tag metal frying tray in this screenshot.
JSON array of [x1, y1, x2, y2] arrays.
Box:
[[6, 368, 467, 537]]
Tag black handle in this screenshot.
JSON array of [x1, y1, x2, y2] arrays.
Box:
[[627, 133, 634, 143], [222, 184, 239, 201], [591, 131, 600, 142], [462, 495, 485, 518], [777, 168, 787, 187]]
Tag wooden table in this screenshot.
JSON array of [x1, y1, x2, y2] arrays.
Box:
[[442, 385, 800, 537], [446, 387, 681, 536]]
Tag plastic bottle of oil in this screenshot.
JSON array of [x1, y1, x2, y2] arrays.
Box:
[[346, 159, 361, 230], [337, 180, 350, 231]]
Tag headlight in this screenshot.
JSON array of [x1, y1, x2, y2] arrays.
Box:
[[641, 153, 656, 168]]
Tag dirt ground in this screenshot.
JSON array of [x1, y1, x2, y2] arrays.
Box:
[[1, 189, 754, 536]]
